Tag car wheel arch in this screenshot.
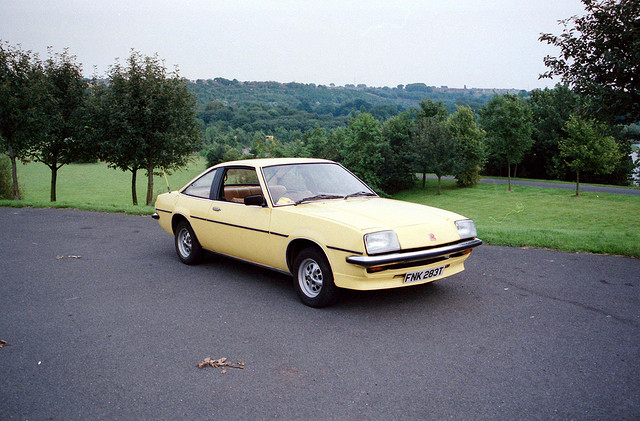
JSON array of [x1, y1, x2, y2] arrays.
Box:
[[286, 238, 330, 274], [171, 214, 190, 235]]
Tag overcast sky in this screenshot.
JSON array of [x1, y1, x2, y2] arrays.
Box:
[[1, 0, 586, 90]]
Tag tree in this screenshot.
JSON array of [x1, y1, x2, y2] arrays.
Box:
[[524, 85, 581, 180], [559, 114, 620, 195], [342, 113, 384, 192], [0, 41, 43, 200], [410, 100, 451, 191], [411, 115, 456, 194], [92, 50, 201, 205], [479, 94, 533, 191], [447, 105, 486, 187], [379, 111, 416, 193], [203, 141, 229, 167], [539, 0, 640, 124], [27, 48, 90, 201]]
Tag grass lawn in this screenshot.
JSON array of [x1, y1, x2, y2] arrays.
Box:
[[394, 180, 640, 258], [1, 159, 638, 257], [0, 157, 208, 215]]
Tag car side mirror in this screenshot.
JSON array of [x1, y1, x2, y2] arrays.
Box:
[[244, 194, 266, 207]]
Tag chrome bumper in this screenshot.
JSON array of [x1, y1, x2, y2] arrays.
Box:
[[346, 238, 482, 268]]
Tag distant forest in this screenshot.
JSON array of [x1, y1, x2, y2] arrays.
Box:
[[189, 78, 524, 143]]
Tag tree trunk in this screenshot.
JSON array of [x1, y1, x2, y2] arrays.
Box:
[[422, 171, 426, 188], [507, 161, 512, 192], [7, 143, 20, 200], [131, 169, 138, 206], [437, 175, 442, 195], [146, 165, 154, 206], [50, 166, 57, 202], [576, 170, 580, 197]]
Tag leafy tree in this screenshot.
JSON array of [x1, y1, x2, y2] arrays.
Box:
[[203, 141, 229, 167], [559, 114, 620, 195], [524, 85, 581, 180], [448, 105, 486, 187], [539, 0, 640, 124], [27, 48, 89, 201], [342, 113, 384, 192], [479, 94, 533, 191], [379, 110, 415, 193], [303, 126, 330, 159], [416, 99, 449, 120], [92, 50, 201, 205], [0, 41, 43, 200], [411, 115, 456, 194]]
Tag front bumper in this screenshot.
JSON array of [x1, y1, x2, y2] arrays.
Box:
[[345, 238, 482, 268]]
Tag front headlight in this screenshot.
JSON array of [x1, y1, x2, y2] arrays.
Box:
[[456, 219, 477, 240], [364, 230, 400, 255]]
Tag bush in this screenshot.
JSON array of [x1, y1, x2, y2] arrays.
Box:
[[0, 155, 13, 199]]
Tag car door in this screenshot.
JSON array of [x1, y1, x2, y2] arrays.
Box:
[[206, 166, 273, 265], [178, 168, 221, 251]]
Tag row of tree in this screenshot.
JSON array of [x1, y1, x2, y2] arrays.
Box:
[[0, 43, 201, 205], [204, 88, 630, 196]]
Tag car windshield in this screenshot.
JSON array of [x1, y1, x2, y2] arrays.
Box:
[[262, 163, 376, 206]]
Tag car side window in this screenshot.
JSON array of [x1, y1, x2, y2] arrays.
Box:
[[182, 169, 218, 199], [220, 168, 263, 204]]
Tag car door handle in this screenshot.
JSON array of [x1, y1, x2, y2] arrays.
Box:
[[211, 207, 221, 212]]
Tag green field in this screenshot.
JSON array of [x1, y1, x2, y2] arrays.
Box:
[[2, 159, 639, 257], [395, 181, 640, 257], [1, 158, 208, 215]]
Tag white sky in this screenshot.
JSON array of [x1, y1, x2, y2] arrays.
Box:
[[1, 0, 586, 90]]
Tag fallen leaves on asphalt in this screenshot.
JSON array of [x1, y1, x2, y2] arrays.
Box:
[[0, 339, 8, 348], [197, 357, 245, 372]]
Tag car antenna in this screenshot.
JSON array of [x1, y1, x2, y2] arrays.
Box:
[[161, 166, 171, 192]]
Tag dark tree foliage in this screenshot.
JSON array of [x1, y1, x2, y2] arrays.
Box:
[[409, 100, 455, 194], [0, 41, 44, 200], [559, 114, 620, 195], [341, 113, 384, 192], [539, 0, 640, 124], [379, 110, 416, 193], [448, 105, 486, 187], [523, 85, 582, 180], [411, 115, 457, 194], [28, 48, 90, 202], [479, 94, 533, 191], [92, 50, 201, 205]]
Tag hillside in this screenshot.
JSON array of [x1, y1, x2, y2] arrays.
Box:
[[188, 78, 525, 139]]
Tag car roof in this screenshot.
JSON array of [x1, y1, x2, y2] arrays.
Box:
[[216, 157, 333, 168]]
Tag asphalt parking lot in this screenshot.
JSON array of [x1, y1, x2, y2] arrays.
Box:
[[1, 207, 638, 420]]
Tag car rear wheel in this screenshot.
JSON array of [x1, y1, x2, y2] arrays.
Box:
[[293, 247, 338, 308], [175, 221, 202, 265]]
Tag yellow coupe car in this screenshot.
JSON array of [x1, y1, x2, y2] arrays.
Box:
[[153, 158, 481, 307]]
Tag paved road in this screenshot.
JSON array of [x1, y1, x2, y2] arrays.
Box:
[[1, 208, 639, 420], [426, 175, 640, 196]]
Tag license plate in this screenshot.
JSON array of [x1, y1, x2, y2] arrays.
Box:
[[403, 265, 445, 284]]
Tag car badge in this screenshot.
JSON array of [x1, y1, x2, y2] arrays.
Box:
[[429, 233, 437, 241]]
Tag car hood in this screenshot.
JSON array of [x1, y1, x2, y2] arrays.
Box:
[[283, 197, 466, 247]]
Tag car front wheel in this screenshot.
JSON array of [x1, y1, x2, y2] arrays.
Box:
[[175, 221, 202, 265], [293, 247, 338, 308]]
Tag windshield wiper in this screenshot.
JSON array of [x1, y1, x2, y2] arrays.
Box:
[[344, 191, 377, 199], [295, 194, 344, 205]]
